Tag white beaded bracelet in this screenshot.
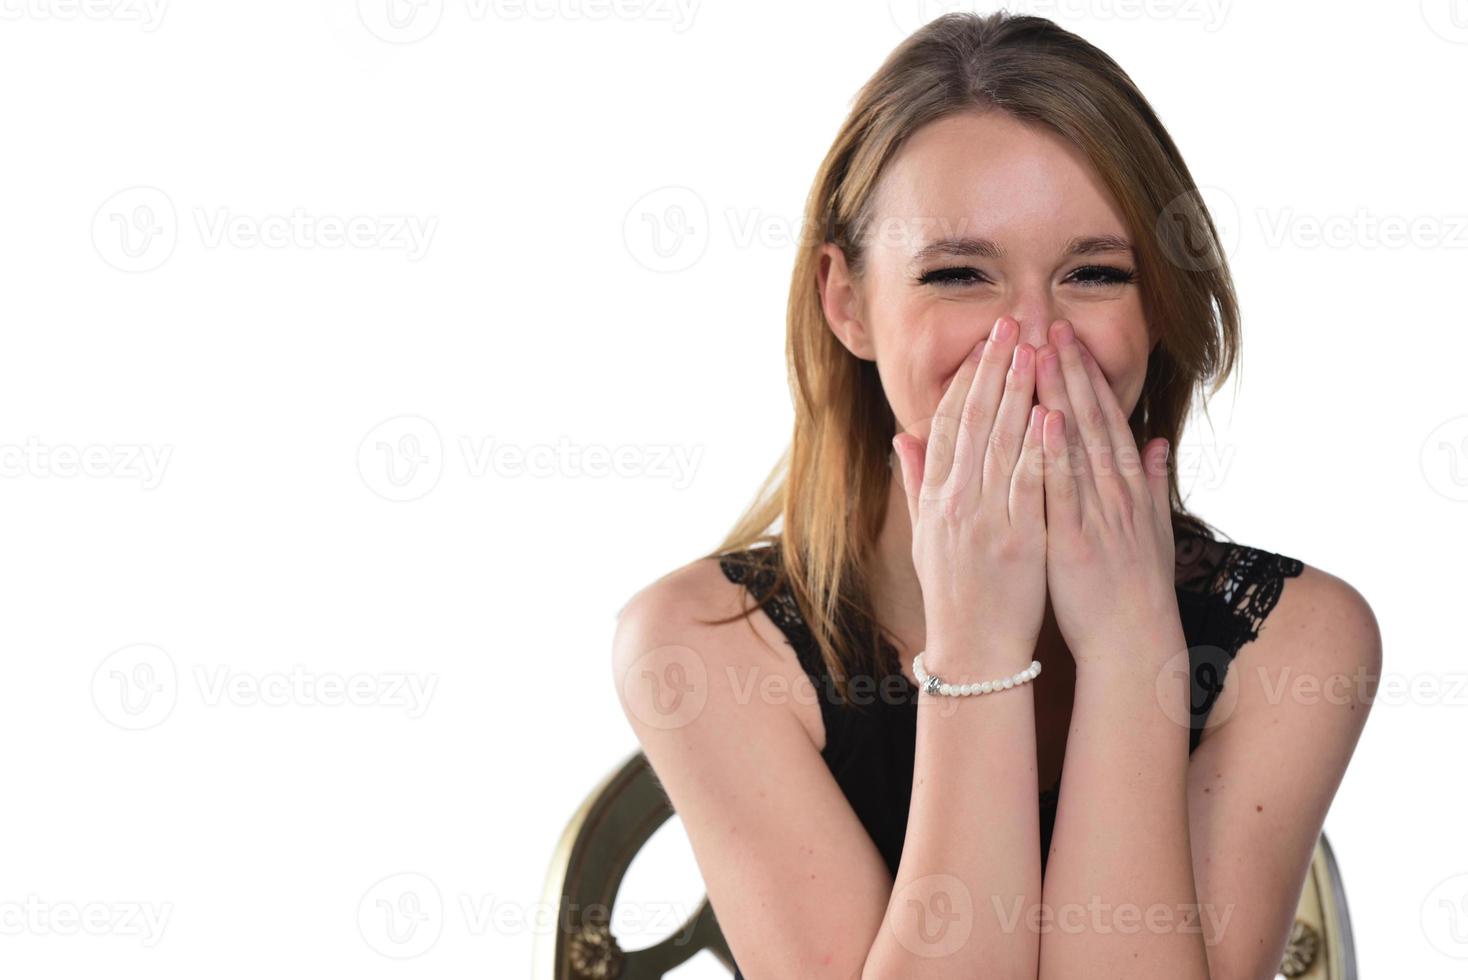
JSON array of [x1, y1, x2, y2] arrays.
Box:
[[912, 651, 1041, 697]]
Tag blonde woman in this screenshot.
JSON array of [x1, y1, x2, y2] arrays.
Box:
[[613, 12, 1379, 979]]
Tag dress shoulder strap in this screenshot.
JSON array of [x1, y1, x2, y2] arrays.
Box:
[[1176, 529, 1306, 658], [716, 543, 826, 683]]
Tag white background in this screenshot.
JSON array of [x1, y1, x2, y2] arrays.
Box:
[[1, 0, 1464, 977]]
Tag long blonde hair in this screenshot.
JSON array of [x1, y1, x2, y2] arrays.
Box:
[[702, 11, 1237, 699]]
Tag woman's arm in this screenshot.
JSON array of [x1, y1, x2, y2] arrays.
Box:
[[613, 565, 892, 980], [613, 560, 1044, 980], [864, 640, 1044, 980], [1036, 623, 1210, 978], [1037, 568, 1380, 980]]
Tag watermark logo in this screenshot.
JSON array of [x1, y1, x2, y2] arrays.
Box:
[[1421, 415, 1468, 502], [0, 0, 168, 30], [890, 873, 973, 957], [0, 896, 173, 946], [624, 186, 708, 273], [357, 0, 445, 43], [356, 0, 699, 42], [358, 415, 445, 502], [617, 644, 709, 730], [1155, 645, 1240, 734], [92, 645, 438, 727], [357, 416, 704, 500], [359, 873, 444, 958], [1422, 0, 1468, 44], [1257, 207, 1468, 250], [92, 187, 437, 272], [92, 186, 177, 273], [0, 437, 172, 489], [1156, 185, 1240, 272], [193, 666, 437, 718], [91, 643, 178, 731], [1422, 872, 1468, 958]]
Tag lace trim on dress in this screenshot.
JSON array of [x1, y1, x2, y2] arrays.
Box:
[[1175, 531, 1306, 658]]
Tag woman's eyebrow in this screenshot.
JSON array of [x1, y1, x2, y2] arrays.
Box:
[[908, 233, 1134, 266]]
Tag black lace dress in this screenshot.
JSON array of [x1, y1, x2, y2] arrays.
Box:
[[715, 528, 1303, 980]]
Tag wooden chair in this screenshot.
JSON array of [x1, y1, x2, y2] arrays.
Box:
[[534, 750, 1357, 979]]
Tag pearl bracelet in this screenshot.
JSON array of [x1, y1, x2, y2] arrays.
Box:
[[912, 651, 1042, 697]]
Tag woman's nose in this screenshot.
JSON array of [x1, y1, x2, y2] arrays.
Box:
[[1007, 315, 1057, 353]]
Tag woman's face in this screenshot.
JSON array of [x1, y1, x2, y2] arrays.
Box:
[[818, 109, 1156, 443]]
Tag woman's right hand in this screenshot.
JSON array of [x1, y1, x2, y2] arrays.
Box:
[[891, 316, 1049, 670]]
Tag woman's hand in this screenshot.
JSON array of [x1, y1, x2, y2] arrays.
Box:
[[891, 315, 1049, 671], [1033, 319, 1184, 677]]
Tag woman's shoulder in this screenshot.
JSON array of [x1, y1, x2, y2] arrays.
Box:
[[1175, 526, 1376, 666], [611, 544, 827, 749], [613, 540, 788, 637]]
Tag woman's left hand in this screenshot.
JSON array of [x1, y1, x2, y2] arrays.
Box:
[[1034, 319, 1185, 678]]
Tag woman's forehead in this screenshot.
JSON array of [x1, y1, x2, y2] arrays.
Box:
[[871, 115, 1129, 256]]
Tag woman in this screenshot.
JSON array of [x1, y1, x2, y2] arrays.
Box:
[[613, 12, 1380, 979]]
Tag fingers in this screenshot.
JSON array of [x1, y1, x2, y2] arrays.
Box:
[[1049, 320, 1117, 498], [1072, 341, 1150, 502], [1041, 407, 1081, 532], [892, 432, 924, 532], [1011, 403, 1046, 528], [1144, 436, 1171, 517], [922, 335, 988, 498], [1035, 333, 1096, 511], [955, 316, 1019, 509], [981, 338, 1037, 519]]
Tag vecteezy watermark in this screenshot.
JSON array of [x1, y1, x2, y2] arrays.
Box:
[[1257, 207, 1468, 250], [359, 873, 443, 959], [356, 415, 703, 501], [1422, 415, 1468, 502], [1422, 0, 1468, 44], [1423, 872, 1468, 959], [357, 872, 705, 959], [92, 186, 437, 272], [617, 644, 710, 731], [992, 894, 1234, 938], [623, 186, 709, 274], [889, 874, 974, 957], [0, 0, 168, 30], [91, 644, 179, 731], [0, 895, 173, 947], [91, 643, 438, 729], [1155, 185, 1241, 272], [458, 895, 703, 943], [92, 186, 177, 273], [355, 0, 701, 44], [0, 437, 171, 489], [193, 665, 437, 718], [356, 415, 443, 503], [888, 0, 1232, 38]]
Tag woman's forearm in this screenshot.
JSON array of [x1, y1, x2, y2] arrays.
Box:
[[1036, 632, 1211, 979], [861, 640, 1043, 980]]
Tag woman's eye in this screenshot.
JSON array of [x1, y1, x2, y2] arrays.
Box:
[[1068, 264, 1138, 287], [914, 266, 988, 288], [914, 265, 1138, 289]]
